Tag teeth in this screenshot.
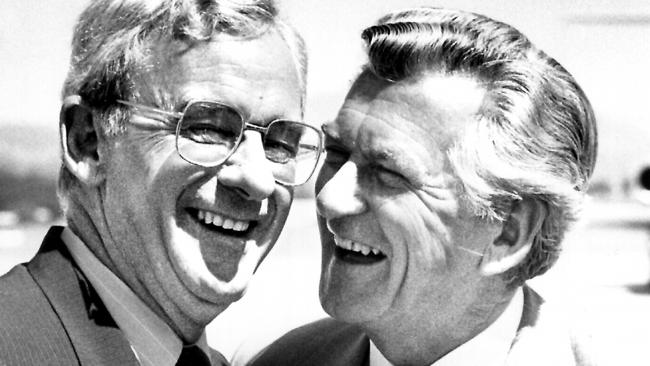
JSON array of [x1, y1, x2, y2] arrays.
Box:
[[196, 209, 250, 232], [233, 221, 249, 231], [333, 236, 383, 256], [259, 199, 268, 216], [212, 214, 223, 226], [334, 237, 353, 250]]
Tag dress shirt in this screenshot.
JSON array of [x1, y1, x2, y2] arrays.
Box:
[[62, 228, 210, 366], [369, 288, 524, 366]]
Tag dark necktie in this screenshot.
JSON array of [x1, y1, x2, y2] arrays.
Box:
[[176, 344, 212, 366]]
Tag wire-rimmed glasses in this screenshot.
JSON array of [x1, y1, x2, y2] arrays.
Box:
[[117, 99, 323, 186]]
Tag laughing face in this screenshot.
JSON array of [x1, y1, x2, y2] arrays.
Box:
[[316, 71, 503, 328], [96, 31, 302, 337]]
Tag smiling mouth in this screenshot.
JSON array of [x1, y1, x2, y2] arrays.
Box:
[[333, 236, 386, 264], [187, 208, 257, 238]]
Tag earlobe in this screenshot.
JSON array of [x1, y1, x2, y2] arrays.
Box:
[[480, 198, 547, 276], [60, 95, 105, 186]]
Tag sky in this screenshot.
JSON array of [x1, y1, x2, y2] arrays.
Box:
[[0, 0, 633, 124], [1, 0, 649, 184]]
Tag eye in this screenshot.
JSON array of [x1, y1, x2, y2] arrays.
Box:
[[179, 103, 241, 144], [264, 139, 297, 163], [263, 122, 302, 163], [182, 122, 238, 144], [375, 165, 408, 187]]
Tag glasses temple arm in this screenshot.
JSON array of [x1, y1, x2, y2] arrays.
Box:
[[117, 100, 184, 119]]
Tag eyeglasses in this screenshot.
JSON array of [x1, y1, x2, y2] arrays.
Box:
[[117, 99, 323, 186]]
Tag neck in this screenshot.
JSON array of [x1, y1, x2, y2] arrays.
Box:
[[64, 192, 214, 343], [65, 197, 120, 278], [363, 284, 517, 366]]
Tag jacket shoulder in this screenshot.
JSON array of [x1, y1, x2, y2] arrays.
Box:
[[249, 317, 368, 366], [0, 264, 78, 365], [510, 286, 603, 366]]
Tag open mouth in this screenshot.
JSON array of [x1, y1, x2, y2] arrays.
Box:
[[186, 208, 257, 238], [333, 236, 386, 264]]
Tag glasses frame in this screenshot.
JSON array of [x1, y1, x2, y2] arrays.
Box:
[[117, 99, 324, 186]]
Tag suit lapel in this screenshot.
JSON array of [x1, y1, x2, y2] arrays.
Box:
[[209, 348, 230, 366], [303, 321, 369, 366], [249, 318, 369, 366], [27, 227, 139, 366], [329, 330, 369, 366]]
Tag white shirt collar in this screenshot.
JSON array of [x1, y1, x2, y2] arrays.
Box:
[[369, 288, 524, 366], [62, 227, 210, 366]]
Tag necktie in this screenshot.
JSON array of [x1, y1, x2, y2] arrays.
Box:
[[176, 344, 211, 366]]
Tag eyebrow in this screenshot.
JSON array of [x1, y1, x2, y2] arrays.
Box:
[[368, 145, 399, 165], [367, 139, 425, 178]]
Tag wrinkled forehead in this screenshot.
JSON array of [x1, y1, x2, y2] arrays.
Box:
[[129, 30, 302, 110], [334, 70, 486, 149]]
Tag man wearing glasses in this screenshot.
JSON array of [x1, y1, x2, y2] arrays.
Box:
[[0, 0, 318, 365]]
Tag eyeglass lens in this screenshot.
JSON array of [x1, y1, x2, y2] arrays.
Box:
[[176, 101, 321, 185]]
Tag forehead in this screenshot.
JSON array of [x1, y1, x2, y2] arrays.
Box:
[[136, 30, 302, 119], [330, 71, 486, 154]]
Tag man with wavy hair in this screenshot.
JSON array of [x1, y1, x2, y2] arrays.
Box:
[[0, 0, 319, 365], [248, 7, 598, 366]]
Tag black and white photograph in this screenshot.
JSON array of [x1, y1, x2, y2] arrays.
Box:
[[1, 0, 649, 365]]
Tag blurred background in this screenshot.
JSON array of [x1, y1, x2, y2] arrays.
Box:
[[1, 0, 650, 364]]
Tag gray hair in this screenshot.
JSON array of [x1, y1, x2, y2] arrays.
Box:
[[361, 7, 597, 286], [58, 0, 307, 212], [62, 0, 307, 123]]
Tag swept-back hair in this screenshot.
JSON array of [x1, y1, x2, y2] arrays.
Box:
[[362, 7, 597, 286]]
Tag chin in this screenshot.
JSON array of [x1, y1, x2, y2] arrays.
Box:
[[319, 276, 392, 324], [318, 231, 397, 325], [161, 220, 261, 305]]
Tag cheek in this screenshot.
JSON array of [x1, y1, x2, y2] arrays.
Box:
[[256, 186, 294, 254], [109, 133, 172, 179], [372, 193, 449, 268], [129, 131, 177, 170], [272, 187, 293, 227], [103, 136, 195, 238], [115, 132, 188, 190]]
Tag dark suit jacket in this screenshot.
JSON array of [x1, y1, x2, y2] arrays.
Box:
[[248, 286, 598, 366], [0, 226, 228, 366]]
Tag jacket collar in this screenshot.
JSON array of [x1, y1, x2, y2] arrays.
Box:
[[330, 286, 579, 366], [505, 286, 578, 366], [27, 226, 138, 366]]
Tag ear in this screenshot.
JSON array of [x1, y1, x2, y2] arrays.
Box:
[[480, 198, 547, 276], [59, 95, 105, 186]]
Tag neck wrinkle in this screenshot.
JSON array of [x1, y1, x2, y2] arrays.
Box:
[[65, 187, 220, 345], [363, 281, 516, 365], [66, 188, 183, 334], [66, 189, 117, 275]]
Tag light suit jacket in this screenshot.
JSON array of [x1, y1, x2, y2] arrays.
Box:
[[248, 286, 598, 366]]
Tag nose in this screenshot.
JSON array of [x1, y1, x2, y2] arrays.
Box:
[[316, 161, 366, 219], [217, 130, 276, 200]]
